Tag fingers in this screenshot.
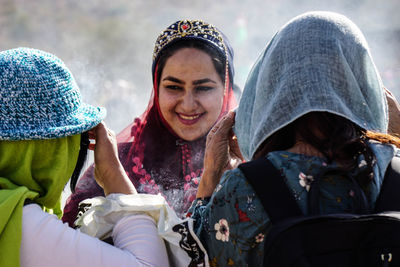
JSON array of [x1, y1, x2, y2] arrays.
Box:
[[384, 87, 393, 96], [229, 130, 244, 161], [207, 111, 235, 141], [87, 122, 116, 150]]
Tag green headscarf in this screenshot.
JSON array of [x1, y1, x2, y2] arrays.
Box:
[[0, 135, 81, 267]]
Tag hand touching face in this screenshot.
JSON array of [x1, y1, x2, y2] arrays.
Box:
[[196, 111, 244, 198]]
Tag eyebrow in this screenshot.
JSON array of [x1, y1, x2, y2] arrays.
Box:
[[162, 76, 217, 85], [192, 78, 216, 85], [162, 76, 184, 84]]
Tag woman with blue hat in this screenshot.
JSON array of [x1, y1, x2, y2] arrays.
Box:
[[63, 19, 237, 225], [188, 11, 400, 266], [0, 47, 168, 266]]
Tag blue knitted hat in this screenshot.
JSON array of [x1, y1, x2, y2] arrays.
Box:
[[0, 47, 106, 140]]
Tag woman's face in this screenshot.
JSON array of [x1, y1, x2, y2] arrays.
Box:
[[158, 47, 225, 141]]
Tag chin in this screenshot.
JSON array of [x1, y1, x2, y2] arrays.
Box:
[[178, 132, 204, 142], [180, 136, 200, 142]]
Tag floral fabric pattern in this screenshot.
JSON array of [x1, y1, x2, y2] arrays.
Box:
[[62, 139, 205, 226], [188, 147, 391, 266], [128, 153, 203, 218], [299, 172, 314, 191], [214, 219, 230, 242]]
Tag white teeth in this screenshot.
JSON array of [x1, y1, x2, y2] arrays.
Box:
[[180, 114, 200, 120]]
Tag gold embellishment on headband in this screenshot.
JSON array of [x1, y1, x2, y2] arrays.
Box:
[[153, 19, 226, 62], [153, 19, 231, 99]]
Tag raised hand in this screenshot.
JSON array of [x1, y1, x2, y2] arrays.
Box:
[[197, 111, 244, 198], [89, 122, 137, 195]]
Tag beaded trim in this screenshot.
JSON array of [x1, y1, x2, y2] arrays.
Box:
[[153, 20, 226, 62], [153, 19, 230, 96]]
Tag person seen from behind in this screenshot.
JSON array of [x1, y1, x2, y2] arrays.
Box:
[[0, 47, 168, 267], [189, 11, 400, 266]]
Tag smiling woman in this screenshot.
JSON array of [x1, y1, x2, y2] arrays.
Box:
[[62, 19, 237, 225], [159, 47, 225, 141]]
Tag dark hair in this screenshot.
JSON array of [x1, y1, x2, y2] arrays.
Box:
[[155, 39, 226, 88], [254, 112, 400, 188], [70, 131, 90, 192]]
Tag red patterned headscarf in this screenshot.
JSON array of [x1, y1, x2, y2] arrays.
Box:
[[62, 19, 236, 226]]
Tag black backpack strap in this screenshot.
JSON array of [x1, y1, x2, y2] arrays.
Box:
[[308, 170, 370, 215], [238, 157, 303, 224], [375, 156, 400, 212]]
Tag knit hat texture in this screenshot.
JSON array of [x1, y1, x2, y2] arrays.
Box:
[[0, 47, 106, 140]]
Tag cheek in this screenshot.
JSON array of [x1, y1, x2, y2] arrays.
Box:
[[203, 90, 224, 117], [158, 91, 176, 117]]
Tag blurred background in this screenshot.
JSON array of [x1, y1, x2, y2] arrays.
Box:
[[1, 0, 399, 204]]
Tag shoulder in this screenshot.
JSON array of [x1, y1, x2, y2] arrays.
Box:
[[23, 203, 57, 223], [369, 141, 397, 185], [21, 204, 69, 265], [212, 168, 265, 214], [22, 204, 67, 237], [218, 168, 251, 193]]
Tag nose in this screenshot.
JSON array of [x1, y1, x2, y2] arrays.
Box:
[[180, 91, 198, 112]]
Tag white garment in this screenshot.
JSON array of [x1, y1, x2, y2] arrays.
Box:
[[76, 194, 209, 267], [20, 204, 169, 267]]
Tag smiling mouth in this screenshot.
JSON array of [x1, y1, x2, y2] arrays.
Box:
[[177, 113, 204, 125], [179, 114, 201, 120]]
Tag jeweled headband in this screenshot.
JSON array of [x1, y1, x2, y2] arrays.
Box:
[[152, 19, 233, 92], [152, 19, 227, 63]]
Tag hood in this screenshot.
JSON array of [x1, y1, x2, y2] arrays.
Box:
[[235, 11, 387, 160]]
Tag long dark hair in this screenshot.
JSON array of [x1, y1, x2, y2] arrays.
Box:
[[70, 132, 90, 192], [254, 112, 400, 188]]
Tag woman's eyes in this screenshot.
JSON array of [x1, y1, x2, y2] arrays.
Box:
[[196, 86, 214, 92], [165, 85, 183, 91], [164, 85, 215, 92]]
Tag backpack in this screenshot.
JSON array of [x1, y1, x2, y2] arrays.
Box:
[[238, 156, 400, 267]]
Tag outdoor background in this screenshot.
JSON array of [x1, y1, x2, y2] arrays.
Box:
[[1, 0, 399, 205]]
